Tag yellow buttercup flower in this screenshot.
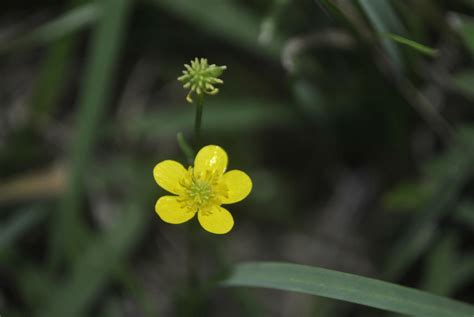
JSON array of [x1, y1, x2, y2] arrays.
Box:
[[153, 145, 252, 234]]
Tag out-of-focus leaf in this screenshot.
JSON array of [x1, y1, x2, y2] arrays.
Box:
[[39, 204, 148, 317], [114, 266, 159, 317], [16, 266, 56, 309], [0, 165, 65, 205], [29, 0, 89, 125], [51, 0, 133, 263], [0, 3, 99, 54], [150, 0, 282, 57], [31, 39, 76, 126], [314, 0, 357, 31], [358, 0, 405, 73], [258, 0, 289, 46], [421, 234, 459, 295], [455, 14, 474, 56], [452, 70, 474, 99], [422, 232, 474, 297], [292, 78, 326, 121], [384, 128, 474, 280], [456, 254, 474, 291], [224, 262, 474, 317], [0, 207, 47, 250], [102, 297, 123, 317], [383, 181, 433, 212], [126, 98, 296, 138], [384, 33, 438, 56], [454, 201, 474, 231]]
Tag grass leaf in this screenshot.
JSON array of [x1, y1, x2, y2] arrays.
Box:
[[455, 14, 474, 56], [223, 262, 474, 317], [384, 33, 438, 56], [358, 0, 405, 73], [0, 207, 47, 250], [0, 3, 99, 54], [150, 0, 282, 57], [452, 70, 474, 99], [50, 0, 133, 264], [39, 205, 148, 317]]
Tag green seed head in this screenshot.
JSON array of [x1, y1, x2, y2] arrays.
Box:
[[177, 58, 227, 103]]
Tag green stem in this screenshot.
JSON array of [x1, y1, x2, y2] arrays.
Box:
[[181, 95, 205, 314], [194, 94, 204, 148], [177, 132, 194, 165]]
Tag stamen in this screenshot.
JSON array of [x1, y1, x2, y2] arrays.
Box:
[[178, 167, 230, 213]]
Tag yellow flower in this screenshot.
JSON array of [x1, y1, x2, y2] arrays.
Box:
[[153, 145, 252, 234]]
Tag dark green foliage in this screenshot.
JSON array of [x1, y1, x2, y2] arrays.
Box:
[[1, 0, 474, 316]]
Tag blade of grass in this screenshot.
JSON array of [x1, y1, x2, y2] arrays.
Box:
[[384, 130, 474, 280], [115, 266, 159, 317], [421, 235, 474, 297], [29, 1, 93, 126], [0, 3, 100, 54], [223, 262, 474, 317], [452, 69, 474, 99], [30, 38, 76, 127], [124, 98, 296, 139], [454, 202, 474, 231], [313, 0, 368, 39], [39, 204, 149, 317], [315, 0, 347, 20], [50, 0, 133, 265], [383, 179, 460, 280], [421, 234, 459, 295], [455, 14, 474, 56], [150, 0, 282, 58], [383, 33, 438, 56], [0, 206, 47, 251], [358, 0, 405, 73]]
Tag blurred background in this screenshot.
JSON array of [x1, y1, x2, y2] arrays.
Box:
[[1, 0, 474, 316]]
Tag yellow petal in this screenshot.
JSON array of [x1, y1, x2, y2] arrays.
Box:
[[194, 145, 228, 176], [153, 160, 187, 195], [221, 170, 252, 204], [155, 196, 195, 224], [198, 206, 234, 234]]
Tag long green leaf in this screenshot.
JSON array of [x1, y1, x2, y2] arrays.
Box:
[[421, 234, 459, 295], [39, 205, 148, 317], [224, 262, 474, 317], [384, 33, 438, 56], [384, 129, 474, 279], [455, 14, 474, 56], [452, 70, 474, 99], [358, 0, 404, 73], [124, 98, 296, 138], [31, 37, 77, 127], [455, 201, 474, 231], [50, 0, 133, 264], [0, 207, 47, 251], [315, 0, 347, 20], [150, 0, 282, 57], [0, 3, 99, 54]]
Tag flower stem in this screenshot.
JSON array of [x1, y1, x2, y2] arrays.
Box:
[[194, 94, 204, 148], [177, 132, 194, 165], [184, 94, 204, 310]]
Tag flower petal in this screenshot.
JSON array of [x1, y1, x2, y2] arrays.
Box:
[[194, 145, 228, 176], [153, 160, 187, 195], [155, 196, 195, 224], [221, 170, 252, 204], [198, 206, 234, 234]]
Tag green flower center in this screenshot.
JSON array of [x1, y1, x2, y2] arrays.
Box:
[[179, 168, 228, 214], [187, 179, 215, 206]]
